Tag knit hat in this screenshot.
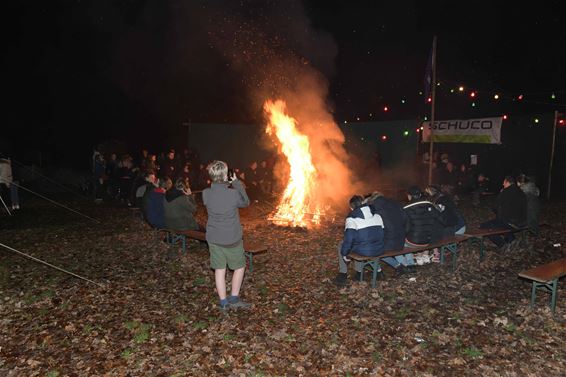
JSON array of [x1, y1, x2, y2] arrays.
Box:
[[407, 185, 422, 198]]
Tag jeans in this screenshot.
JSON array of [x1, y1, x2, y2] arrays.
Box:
[[455, 225, 466, 235], [336, 241, 366, 273]]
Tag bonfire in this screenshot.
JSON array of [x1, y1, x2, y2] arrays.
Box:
[[264, 99, 323, 227]]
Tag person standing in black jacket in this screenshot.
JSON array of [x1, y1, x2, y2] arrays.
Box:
[[480, 175, 527, 248]]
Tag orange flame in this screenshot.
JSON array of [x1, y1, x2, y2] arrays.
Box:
[[264, 99, 322, 227]]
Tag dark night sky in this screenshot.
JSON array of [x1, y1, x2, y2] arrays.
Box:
[[4, 0, 566, 164]]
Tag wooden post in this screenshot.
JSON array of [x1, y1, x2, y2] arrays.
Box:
[[546, 110, 558, 199], [427, 36, 438, 185]]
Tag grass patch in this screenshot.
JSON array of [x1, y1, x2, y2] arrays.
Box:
[[174, 314, 188, 325], [41, 289, 55, 299], [124, 321, 152, 344], [461, 346, 483, 358], [258, 285, 269, 296], [124, 321, 140, 330], [23, 294, 38, 305], [121, 348, 134, 359], [277, 303, 289, 316], [38, 307, 49, 316], [394, 307, 409, 320], [83, 324, 94, 334], [193, 321, 208, 330], [192, 277, 206, 286], [46, 371, 59, 377]]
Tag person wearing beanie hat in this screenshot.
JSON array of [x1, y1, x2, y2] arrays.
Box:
[[399, 185, 445, 271]]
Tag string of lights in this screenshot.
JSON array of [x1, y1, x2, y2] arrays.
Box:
[[341, 81, 566, 143]]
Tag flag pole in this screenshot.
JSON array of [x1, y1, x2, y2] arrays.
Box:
[[427, 35, 438, 185], [546, 110, 558, 199]]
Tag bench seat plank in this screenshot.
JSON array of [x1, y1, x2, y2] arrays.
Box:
[[519, 258, 566, 283], [348, 235, 471, 288], [381, 235, 470, 258], [164, 229, 267, 272]]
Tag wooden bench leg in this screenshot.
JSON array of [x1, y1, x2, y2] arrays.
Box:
[[246, 252, 253, 273], [440, 243, 458, 272], [530, 281, 537, 309], [359, 260, 379, 288], [468, 237, 485, 262], [530, 279, 559, 314], [550, 278, 558, 314]]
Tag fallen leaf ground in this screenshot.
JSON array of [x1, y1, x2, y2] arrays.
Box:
[[1, 195, 565, 376]]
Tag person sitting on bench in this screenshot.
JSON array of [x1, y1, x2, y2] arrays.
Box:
[[480, 175, 527, 249], [365, 191, 408, 276], [402, 186, 445, 270], [334, 195, 385, 287], [517, 174, 540, 235], [164, 177, 204, 232], [425, 185, 466, 236], [143, 177, 169, 229]]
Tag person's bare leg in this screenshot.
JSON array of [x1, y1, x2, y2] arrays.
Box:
[[231, 267, 245, 297], [228, 267, 250, 309], [214, 268, 227, 300]]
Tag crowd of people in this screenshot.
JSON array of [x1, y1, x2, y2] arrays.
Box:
[[336, 172, 541, 286], [91, 147, 276, 208]]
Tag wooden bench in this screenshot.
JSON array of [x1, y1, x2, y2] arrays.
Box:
[[349, 234, 471, 288], [518, 258, 566, 314], [163, 229, 267, 272], [465, 227, 529, 261]]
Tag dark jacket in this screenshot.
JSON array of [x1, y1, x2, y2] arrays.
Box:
[[164, 189, 199, 231], [144, 188, 166, 228], [340, 205, 385, 257], [496, 184, 527, 227], [203, 179, 249, 246], [433, 194, 465, 229], [403, 200, 445, 245], [369, 196, 407, 251]]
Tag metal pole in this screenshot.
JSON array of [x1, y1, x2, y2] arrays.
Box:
[[427, 35, 438, 185], [547, 110, 558, 199]]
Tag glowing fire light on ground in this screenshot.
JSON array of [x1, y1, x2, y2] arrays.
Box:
[[264, 99, 322, 227]]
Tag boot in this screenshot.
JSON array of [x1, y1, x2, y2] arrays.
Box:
[[334, 273, 348, 287]]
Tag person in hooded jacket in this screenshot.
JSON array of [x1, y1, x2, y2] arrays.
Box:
[[401, 186, 445, 271], [517, 174, 540, 235], [334, 195, 385, 286], [480, 175, 527, 248], [164, 178, 202, 231], [364, 192, 409, 275], [143, 177, 169, 229], [425, 185, 466, 236]]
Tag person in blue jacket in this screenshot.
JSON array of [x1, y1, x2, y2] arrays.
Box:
[[334, 195, 385, 286]]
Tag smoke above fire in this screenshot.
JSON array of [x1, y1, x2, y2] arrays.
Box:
[[204, 1, 360, 209]]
